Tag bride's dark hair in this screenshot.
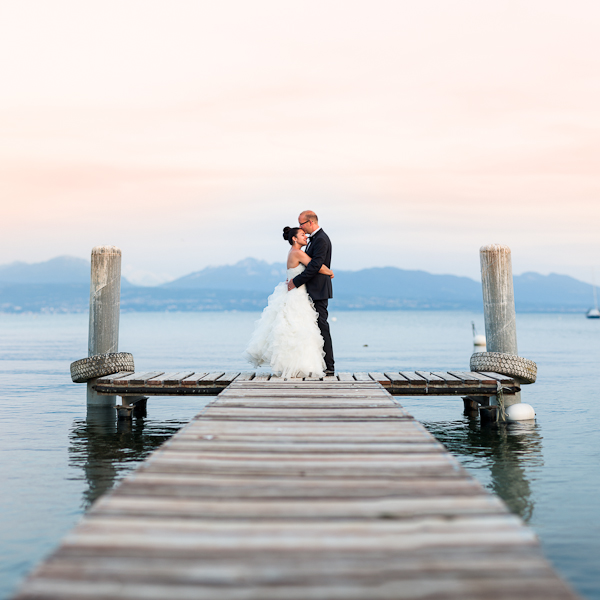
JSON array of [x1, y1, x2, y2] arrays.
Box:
[[283, 226, 301, 245]]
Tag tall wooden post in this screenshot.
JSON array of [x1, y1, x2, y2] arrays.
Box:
[[480, 244, 521, 407], [87, 246, 121, 406]]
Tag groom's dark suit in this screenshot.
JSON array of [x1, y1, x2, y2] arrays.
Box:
[[292, 228, 334, 372]]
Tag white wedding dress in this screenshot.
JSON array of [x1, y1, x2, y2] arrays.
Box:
[[244, 264, 326, 378]]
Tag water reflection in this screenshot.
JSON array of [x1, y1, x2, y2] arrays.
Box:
[[424, 418, 543, 522], [68, 407, 186, 509]]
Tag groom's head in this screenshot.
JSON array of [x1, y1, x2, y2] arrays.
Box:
[[298, 211, 319, 234]]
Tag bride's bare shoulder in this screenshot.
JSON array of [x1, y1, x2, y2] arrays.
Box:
[[287, 248, 302, 268]]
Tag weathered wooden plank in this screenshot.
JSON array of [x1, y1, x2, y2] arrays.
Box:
[[113, 371, 165, 385], [431, 372, 466, 384], [233, 372, 255, 381], [20, 555, 571, 600], [95, 371, 134, 384], [202, 407, 410, 419], [480, 372, 516, 383], [384, 372, 408, 384], [251, 373, 271, 381], [146, 372, 195, 385], [230, 381, 380, 387], [211, 400, 398, 409], [415, 371, 446, 384], [368, 372, 390, 384], [398, 372, 428, 386], [215, 372, 241, 384], [93, 495, 507, 520], [147, 456, 458, 478], [114, 472, 491, 499], [166, 440, 444, 454], [17, 565, 578, 600], [201, 372, 226, 383], [184, 420, 429, 435], [448, 371, 494, 385], [180, 373, 209, 386], [337, 372, 354, 381], [352, 372, 372, 381], [222, 387, 382, 394]]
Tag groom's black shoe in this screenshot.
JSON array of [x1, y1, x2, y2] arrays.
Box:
[[325, 370, 335, 376]]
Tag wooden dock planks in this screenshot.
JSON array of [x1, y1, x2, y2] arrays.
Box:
[[93, 370, 520, 397], [15, 381, 578, 600]]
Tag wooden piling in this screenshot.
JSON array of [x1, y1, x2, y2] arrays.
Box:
[[87, 246, 122, 406], [480, 244, 521, 406]]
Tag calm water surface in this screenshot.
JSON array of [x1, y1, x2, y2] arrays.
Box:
[[1, 311, 599, 598]]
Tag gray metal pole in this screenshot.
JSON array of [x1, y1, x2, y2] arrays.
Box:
[[480, 244, 521, 406], [87, 245, 121, 406]]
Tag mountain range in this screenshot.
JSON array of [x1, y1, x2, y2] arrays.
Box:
[[0, 256, 596, 313]]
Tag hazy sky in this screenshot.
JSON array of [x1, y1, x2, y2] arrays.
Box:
[[1, 0, 599, 284]]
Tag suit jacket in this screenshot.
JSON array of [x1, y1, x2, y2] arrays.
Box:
[[292, 228, 333, 301]]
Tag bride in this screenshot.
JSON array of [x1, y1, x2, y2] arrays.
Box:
[[244, 226, 334, 378]]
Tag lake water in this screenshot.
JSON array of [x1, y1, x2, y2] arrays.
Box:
[[1, 310, 599, 599]]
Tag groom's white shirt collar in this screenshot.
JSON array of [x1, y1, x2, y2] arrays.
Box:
[[309, 226, 321, 238]]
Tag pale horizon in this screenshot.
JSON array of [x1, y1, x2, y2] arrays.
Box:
[[2, 1, 599, 285]]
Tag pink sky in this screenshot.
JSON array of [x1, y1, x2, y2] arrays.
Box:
[[1, 0, 599, 284]]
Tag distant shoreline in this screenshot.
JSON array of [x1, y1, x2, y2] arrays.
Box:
[[2, 256, 597, 315]]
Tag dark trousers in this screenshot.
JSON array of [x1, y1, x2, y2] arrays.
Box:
[[313, 299, 334, 372]]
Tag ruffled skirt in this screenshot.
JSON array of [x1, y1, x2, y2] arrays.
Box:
[[244, 283, 326, 378]]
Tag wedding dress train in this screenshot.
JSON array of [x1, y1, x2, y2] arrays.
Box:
[[244, 264, 326, 378]]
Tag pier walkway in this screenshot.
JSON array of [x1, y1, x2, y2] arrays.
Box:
[[15, 380, 577, 599]]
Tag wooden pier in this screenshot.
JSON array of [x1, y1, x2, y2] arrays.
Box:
[[93, 370, 520, 397], [15, 380, 577, 600]]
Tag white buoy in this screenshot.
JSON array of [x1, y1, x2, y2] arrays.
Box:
[[505, 403, 536, 421], [473, 334, 486, 349], [471, 322, 486, 350]]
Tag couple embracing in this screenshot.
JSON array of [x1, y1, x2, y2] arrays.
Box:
[[245, 210, 335, 378]]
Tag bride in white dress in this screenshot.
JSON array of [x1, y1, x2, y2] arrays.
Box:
[[244, 226, 335, 378]]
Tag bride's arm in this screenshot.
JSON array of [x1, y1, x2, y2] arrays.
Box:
[[293, 250, 334, 278]]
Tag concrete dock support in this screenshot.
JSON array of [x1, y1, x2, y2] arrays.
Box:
[[480, 244, 521, 407], [87, 246, 122, 406]]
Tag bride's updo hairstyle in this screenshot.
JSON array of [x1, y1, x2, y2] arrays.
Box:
[[283, 226, 301, 245]]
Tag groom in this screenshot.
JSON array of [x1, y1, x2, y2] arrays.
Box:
[[287, 210, 335, 375]]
